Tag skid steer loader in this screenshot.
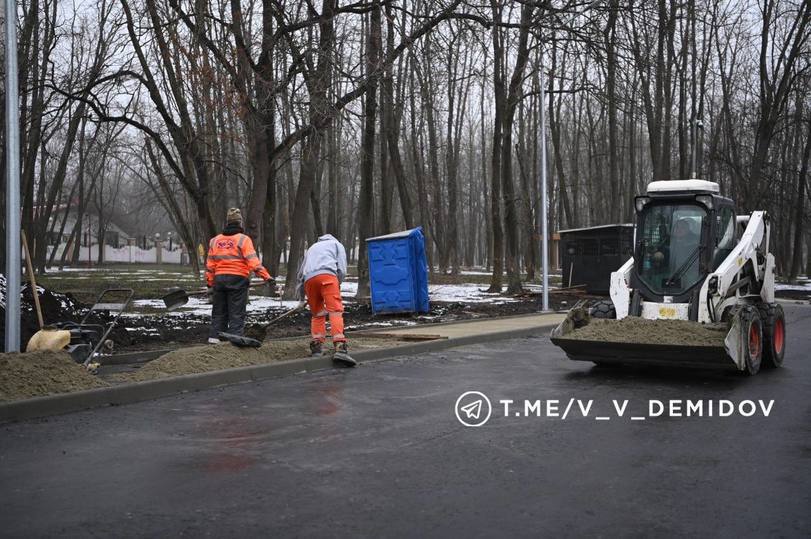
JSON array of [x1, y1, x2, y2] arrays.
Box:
[[551, 179, 786, 375]]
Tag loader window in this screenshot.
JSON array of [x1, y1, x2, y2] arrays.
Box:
[[712, 207, 736, 270], [638, 204, 706, 294]]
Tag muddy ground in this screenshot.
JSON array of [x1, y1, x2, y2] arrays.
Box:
[[114, 285, 808, 352], [4, 271, 805, 355], [3, 270, 580, 353], [775, 288, 811, 301], [115, 293, 587, 352]]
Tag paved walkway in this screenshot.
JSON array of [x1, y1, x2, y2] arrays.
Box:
[[379, 312, 567, 340]]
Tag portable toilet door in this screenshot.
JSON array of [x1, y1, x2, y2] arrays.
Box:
[[366, 227, 430, 314]]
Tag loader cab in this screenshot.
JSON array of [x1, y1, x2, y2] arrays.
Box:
[[632, 180, 736, 305]]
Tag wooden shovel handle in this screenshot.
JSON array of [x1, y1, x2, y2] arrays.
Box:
[[21, 231, 44, 330]]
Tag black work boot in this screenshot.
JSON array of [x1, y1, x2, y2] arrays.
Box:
[[332, 341, 357, 367], [309, 339, 324, 357]]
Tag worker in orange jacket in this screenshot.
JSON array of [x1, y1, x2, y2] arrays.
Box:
[[205, 208, 273, 343], [295, 234, 354, 366]]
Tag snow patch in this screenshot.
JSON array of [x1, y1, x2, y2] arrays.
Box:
[[129, 295, 303, 317], [429, 284, 518, 303], [775, 279, 811, 292], [341, 281, 515, 303]]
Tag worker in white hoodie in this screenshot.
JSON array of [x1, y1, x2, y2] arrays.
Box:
[[296, 234, 355, 366]]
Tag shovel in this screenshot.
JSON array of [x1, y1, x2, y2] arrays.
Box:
[[22, 230, 72, 352], [219, 302, 307, 347], [162, 280, 272, 310]]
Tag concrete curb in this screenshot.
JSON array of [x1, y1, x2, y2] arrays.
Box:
[[103, 313, 566, 365], [353, 310, 565, 332], [0, 323, 557, 423]]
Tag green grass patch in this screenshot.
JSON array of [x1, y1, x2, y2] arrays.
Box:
[[38, 267, 203, 303]]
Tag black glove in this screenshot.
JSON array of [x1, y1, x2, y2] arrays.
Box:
[[206, 286, 214, 302], [296, 282, 305, 302]]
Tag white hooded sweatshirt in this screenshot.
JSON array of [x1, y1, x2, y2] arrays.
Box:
[[296, 234, 348, 298]]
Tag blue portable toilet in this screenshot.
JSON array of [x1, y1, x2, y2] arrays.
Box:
[[366, 227, 430, 314]]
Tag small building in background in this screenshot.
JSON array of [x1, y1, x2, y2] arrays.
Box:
[[44, 205, 185, 266], [558, 224, 634, 294]]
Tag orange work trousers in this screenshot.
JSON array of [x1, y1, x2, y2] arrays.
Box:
[[304, 274, 346, 343]]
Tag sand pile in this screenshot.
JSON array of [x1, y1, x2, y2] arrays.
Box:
[[118, 337, 403, 382], [125, 340, 310, 381], [566, 317, 728, 347], [0, 351, 107, 402]]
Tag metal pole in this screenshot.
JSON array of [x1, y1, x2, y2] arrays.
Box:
[[690, 119, 697, 178], [4, 0, 21, 352], [538, 55, 549, 312]]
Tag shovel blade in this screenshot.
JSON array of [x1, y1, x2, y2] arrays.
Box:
[[162, 289, 190, 310], [219, 332, 262, 348]]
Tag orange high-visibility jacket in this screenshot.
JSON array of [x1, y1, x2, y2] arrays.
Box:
[[205, 233, 271, 286]]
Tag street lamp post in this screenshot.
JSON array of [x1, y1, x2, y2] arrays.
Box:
[[538, 55, 550, 312], [5, 0, 21, 351]]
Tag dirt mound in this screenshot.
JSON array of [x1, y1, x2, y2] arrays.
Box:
[[566, 317, 728, 347], [22, 283, 84, 322], [1, 273, 85, 351], [115, 336, 403, 382], [0, 351, 107, 402], [125, 340, 309, 381]]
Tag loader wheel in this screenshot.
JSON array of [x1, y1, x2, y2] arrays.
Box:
[[590, 300, 616, 319], [757, 303, 785, 368], [739, 306, 763, 375]]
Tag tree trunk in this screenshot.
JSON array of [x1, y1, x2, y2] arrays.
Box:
[[356, 0, 382, 298], [281, 0, 337, 299], [500, 3, 533, 294], [789, 115, 811, 279]]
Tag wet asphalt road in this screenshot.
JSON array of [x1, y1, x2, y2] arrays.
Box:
[[1, 304, 810, 538]]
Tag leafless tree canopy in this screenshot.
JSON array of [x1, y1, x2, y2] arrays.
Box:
[[2, 0, 810, 291]]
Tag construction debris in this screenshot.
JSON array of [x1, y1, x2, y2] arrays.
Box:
[[565, 317, 728, 347]]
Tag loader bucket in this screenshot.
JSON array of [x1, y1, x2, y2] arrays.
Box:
[[550, 336, 734, 369], [550, 309, 739, 370]]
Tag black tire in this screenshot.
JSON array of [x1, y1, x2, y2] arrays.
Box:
[[738, 305, 763, 376], [756, 302, 786, 368], [590, 300, 616, 319]]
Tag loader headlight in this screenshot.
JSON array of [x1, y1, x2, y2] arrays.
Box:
[[635, 196, 651, 213], [708, 275, 718, 294], [695, 194, 714, 209]]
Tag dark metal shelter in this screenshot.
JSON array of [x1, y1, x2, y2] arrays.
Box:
[[558, 224, 634, 294]]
